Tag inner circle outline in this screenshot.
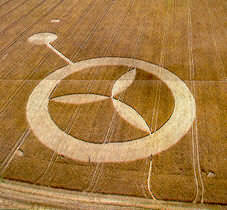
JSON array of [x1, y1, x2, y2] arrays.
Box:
[[26, 57, 196, 163]]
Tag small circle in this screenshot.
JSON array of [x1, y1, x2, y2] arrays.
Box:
[[28, 33, 57, 45], [15, 149, 24, 157], [207, 171, 216, 178], [51, 19, 60, 23]]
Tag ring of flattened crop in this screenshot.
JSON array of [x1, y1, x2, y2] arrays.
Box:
[[26, 57, 196, 163]]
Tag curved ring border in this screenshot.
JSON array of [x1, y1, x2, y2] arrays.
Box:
[[26, 57, 196, 163]]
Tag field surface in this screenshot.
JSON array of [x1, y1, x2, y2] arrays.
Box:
[[0, 0, 226, 208]]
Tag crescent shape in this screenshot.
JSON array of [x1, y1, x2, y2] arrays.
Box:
[[112, 98, 150, 133], [112, 68, 136, 97], [51, 94, 109, 104], [26, 57, 196, 163]]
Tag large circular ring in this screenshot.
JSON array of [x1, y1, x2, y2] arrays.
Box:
[[26, 57, 196, 163]]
